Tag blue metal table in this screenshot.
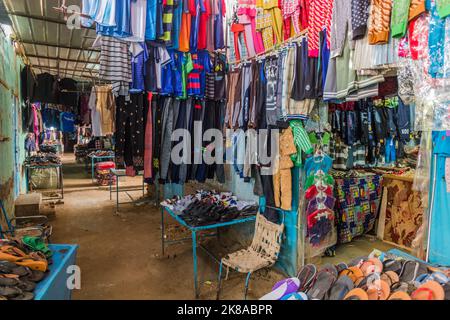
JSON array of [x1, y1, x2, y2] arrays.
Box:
[[161, 205, 256, 298], [88, 154, 115, 182], [34, 244, 79, 300]]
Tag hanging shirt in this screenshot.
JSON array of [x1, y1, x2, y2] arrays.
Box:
[[58, 78, 79, 107], [189, 0, 201, 52], [32, 73, 58, 104], [125, 0, 147, 42], [161, 51, 175, 95], [81, 0, 99, 27], [96, 0, 132, 37], [197, 0, 209, 50], [130, 43, 149, 92], [169, 0, 183, 49], [182, 53, 194, 99], [93, 0, 117, 26], [161, 0, 175, 42], [60, 112, 76, 133], [187, 51, 210, 97], [145, 0, 158, 40]]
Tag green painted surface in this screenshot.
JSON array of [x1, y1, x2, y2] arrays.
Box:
[[0, 29, 27, 222]]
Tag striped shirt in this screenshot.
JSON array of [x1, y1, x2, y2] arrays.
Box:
[[289, 120, 314, 166], [99, 36, 132, 96], [161, 0, 174, 42]]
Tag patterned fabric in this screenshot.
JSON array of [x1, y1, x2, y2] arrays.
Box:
[[161, 0, 175, 42], [409, 0, 426, 20], [333, 174, 383, 243], [351, 0, 370, 40], [282, 0, 301, 36], [368, 0, 393, 45], [391, 0, 411, 38], [382, 175, 425, 248], [308, 0, 334, 57]]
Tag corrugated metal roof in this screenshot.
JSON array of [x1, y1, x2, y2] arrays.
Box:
[[2, 0, 99, 81]]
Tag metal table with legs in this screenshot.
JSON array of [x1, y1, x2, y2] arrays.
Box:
[[109, 169, 145, 212], [160, 206, 256, 298], [25, 164, 64, 201], [88, 154, 115, 182]]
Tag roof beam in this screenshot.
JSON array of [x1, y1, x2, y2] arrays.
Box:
[[6, 11, 95, 29], [27, 54, 99, 64], [19, 39, 100, 52], [32, 65, 99, 74]]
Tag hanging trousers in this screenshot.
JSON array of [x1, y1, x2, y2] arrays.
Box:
[[159, 97, 174, 182], [115, 93, 145, 171]]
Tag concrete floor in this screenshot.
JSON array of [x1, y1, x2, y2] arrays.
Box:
[[50, 154, 395, 300]]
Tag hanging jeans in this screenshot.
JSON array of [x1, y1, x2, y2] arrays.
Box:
[[115, 93, 145, 172]]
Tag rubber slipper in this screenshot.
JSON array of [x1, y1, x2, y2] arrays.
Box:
[[415, 271, 449, 286], [383, 259, 403, 274], [344, 288, 368, 300], [399, 260, 428, 283], [0, 286, 22, 298], [297, 264, 317, 292], [0, 277, 20, 286], [411, 280, 445, 300], [335, 263, 348, 274], [388, 291, 412, 300], [0, 251, 48, 272], [17, 279, 36, 292], [9, 291, 34, 300], [259, 278, 300, 300], [327, 275, 354, 300], [366, 279, 390, 300], [307, 268, 337, 300], [280, 292, 308, 300], [381, 271, 400, 286], [360, 258, 383, 276], [0, 261, 30, 277], [22, 270, 45, 283], [22, 236, 52, 258], [348, 256, 367, 267], [339, 266, 364, 284]]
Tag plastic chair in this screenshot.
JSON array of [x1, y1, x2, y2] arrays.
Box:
[[216, 214, 284, 300], [0, 200, 51, 240]]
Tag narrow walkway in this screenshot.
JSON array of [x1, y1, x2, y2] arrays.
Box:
[[50, 154, 394, 299]]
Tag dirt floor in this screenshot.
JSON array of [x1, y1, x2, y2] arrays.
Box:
[[49, 154, 395, 300]]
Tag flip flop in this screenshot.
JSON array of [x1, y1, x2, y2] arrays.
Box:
[[388, 291, 412, 300], [399, 260, 428, 283], [366, 279, 390, 300], [9, 291, 34, 300], [0, 286, 22, 298], [0, 246, 48, 272], [307, 268, 337, 300], [280, 292, 308, 300], [0, 261, 30, 277], [383, 259, 403, 274], [344, 288, 369, 300], [297, 264, 317, 292], [339, 266, 364, 284], [327, 275, 354, 300], [411, 280, 445, 300], [335, 263, 348, 274], [22, 269, 45, 283], [259, 278, 300, 300], [381, 271, 400, 286], [415, 272, 449, 286], [360, 258, 383, 276]]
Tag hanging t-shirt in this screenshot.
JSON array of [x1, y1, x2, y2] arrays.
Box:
[[130, 43, 149, 92], [81, 0, 98, 27], [125, 0, 147, 42], [182, 53, 194, 99], [172, 51, 185, 97], [189, 0, 201, 52], [20, 65, 36, 102], [96, 0, 132, 38], [161, 51, 175, 95], [58, 78, 79, 108], [93, 0, 117, 26], [187, 50, 210, 97], [145, 0, 158, 40], [60, 112, 76, 132]]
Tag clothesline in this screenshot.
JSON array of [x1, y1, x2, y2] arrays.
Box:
[[230, 29, 309, 66]]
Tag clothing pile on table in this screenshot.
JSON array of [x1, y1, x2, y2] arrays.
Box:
[[260, 251, 450, 300], [95, 161, 116, 186], [0, 239, 51, 300], [88, 150, 115, 158], [161, 190, 259, 227], [25, 153, 62, 166], [74, 144, 90, 163]]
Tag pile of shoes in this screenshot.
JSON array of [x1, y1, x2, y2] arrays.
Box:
[[260, 253, 450, 300], [161, 190, 258, 227], [39, 144, 59, 154], [25, 153, 62, 166], [0, 238, 51, 300]]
